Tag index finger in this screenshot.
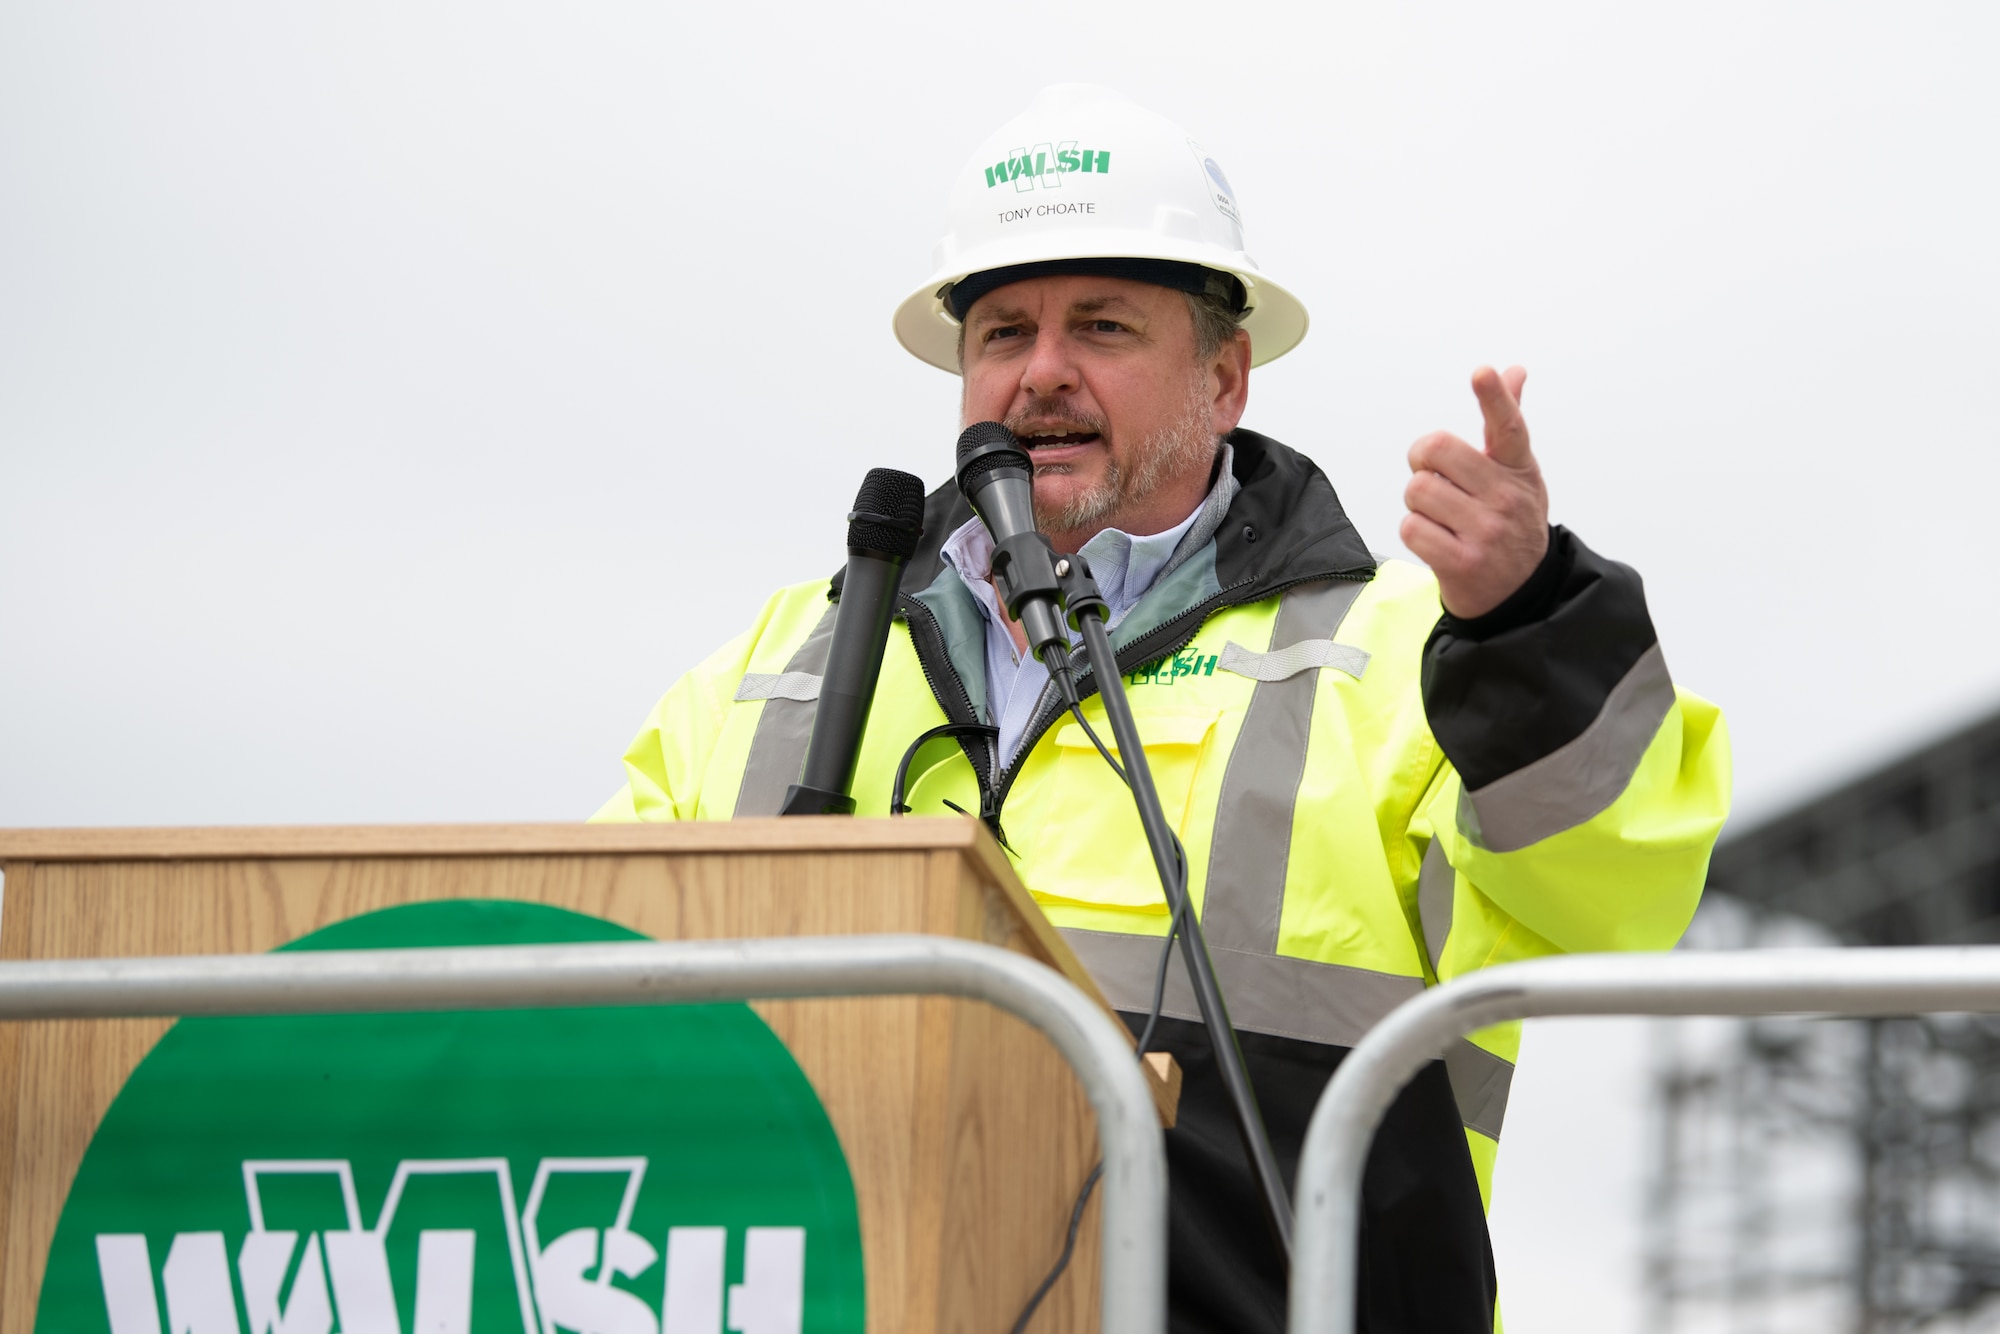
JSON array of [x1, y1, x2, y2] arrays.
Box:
[[1471, 365, 1532, 467]]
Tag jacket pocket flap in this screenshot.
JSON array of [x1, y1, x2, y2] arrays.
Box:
[[1054, 710, 1218, 752]]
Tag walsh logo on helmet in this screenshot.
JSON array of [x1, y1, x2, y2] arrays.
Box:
[[983, 141, 1111, 191], [36, 901, 865, 1334]]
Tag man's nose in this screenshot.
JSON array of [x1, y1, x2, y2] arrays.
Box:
[[1017, 329, 1079, 400]]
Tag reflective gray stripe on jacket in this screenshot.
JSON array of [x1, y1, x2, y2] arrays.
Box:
[[1457, 642, 1677, 853], [1417, 840, 1516, 1138], [732, 605, 837, 817]]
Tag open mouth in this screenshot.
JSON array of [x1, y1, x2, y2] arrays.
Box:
[[1020, 430, 1102, 450]]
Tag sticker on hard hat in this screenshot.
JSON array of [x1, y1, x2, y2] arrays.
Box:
[[1189, 140, 1241, 226], [983, 141, 1111, 192]]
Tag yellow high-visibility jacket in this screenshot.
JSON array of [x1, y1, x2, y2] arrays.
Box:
[[597, 429, 1730, 1332]]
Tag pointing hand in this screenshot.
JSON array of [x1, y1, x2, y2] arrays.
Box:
[[1399, 366, 1550, 620]]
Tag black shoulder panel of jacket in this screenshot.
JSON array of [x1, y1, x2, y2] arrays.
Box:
[[1213, 429, 1378, 591], [896, 481, 978, 594], [1132, 1014, 1496, 1334], [1421, 525, 1660, 792]]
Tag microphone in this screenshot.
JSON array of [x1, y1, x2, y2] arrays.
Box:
[[954, 423, 1075, 690], [778, 467, 928, 817]]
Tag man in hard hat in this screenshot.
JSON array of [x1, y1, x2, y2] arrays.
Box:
[[597, 85, 1730, 1332]]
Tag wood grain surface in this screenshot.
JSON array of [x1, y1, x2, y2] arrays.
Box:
[[0, 822, 1157, 1334]]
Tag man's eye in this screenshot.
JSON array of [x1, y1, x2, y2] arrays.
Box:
[[1090, 320, 1126, 334], [985, 326, 1023, 342]]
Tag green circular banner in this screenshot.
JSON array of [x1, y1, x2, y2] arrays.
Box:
[[36, 900, 865, 1334]]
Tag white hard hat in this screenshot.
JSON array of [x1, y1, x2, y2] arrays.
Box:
[[893, 84, 1308, 375]]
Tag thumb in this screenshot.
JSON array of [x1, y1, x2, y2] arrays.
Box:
[[1472, 364, 1533, 467]]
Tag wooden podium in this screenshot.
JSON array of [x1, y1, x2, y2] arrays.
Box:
[[0, 819, 1175, 1334]]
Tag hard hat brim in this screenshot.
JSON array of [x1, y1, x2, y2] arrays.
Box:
[[892, 239, 1309, 375]]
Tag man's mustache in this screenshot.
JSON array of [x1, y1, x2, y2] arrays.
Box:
[[1004, 399, 1109, 440]]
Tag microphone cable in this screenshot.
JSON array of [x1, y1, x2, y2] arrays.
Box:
[[887, 721, 1001, 816], [1008, 1161, 1104, 1334]]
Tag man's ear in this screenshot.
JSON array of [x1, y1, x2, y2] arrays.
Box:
[[1209, 327, 1252, 437]]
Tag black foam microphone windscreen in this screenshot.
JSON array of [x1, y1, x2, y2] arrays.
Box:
[[846, 468, 927, 560]]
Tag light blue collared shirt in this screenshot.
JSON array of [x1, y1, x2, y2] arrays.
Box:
[[938, 443, 1237, 766]]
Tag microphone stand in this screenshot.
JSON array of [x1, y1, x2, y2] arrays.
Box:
[[1056, 554, 1296, 1266]]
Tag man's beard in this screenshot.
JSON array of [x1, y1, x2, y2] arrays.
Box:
[[1007, 371, 1217, 537]]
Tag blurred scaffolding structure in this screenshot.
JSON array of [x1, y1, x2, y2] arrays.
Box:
[[1644, 707, 2000, 1333]]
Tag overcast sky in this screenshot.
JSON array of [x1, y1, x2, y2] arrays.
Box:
[[4, 2, 1997, 1327]]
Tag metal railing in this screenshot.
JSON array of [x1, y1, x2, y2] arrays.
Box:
[[1287, 945, 2000, 1334], [34, 932, 1995, 1332], [0, 933, 1167, 1333]]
